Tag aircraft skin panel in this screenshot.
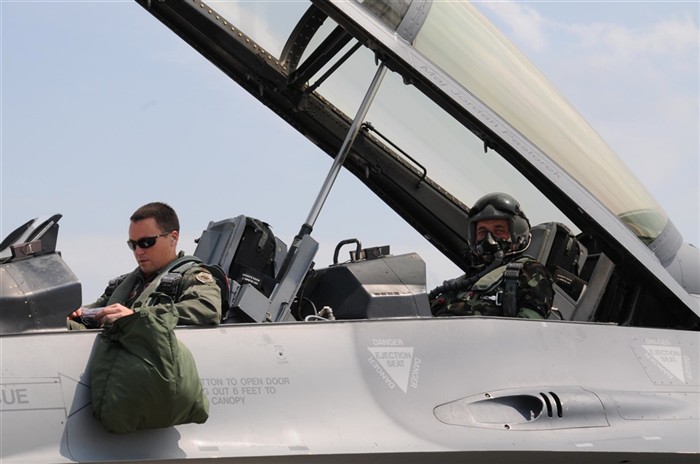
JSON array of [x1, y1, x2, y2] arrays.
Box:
[[1, 319, 698, 463]]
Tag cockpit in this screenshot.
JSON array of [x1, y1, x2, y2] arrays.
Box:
[[136, 0, 695, 327], [1, 0, 698, 334]]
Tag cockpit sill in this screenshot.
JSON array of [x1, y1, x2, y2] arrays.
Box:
[[0, 315, 623, 339]]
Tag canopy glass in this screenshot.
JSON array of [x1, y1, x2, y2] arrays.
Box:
[[205, 0, 667, 244]]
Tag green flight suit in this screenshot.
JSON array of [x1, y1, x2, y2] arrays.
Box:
[[430, 256, 553, 319], [68, 252, 221, 329]]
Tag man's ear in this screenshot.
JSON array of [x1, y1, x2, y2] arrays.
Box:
[[171, 230, 179, 245]]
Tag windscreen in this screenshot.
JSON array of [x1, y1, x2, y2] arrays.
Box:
[[409, 1, 669, 243], [200, 0, 669, 245]]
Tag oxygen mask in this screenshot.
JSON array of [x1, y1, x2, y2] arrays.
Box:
[[475, 232, 509, 263]]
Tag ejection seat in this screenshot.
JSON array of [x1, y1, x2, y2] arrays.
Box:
[[528, 222, 587, 320], [528, 222, 615, 321], [193, 215, 288, 323]]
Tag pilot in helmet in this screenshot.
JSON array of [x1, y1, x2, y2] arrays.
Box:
[[467, 192, 532, 263], [429, 192, 553, 319]]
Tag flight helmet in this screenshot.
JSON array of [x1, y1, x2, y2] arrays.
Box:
[[467, 192, 531, 261]]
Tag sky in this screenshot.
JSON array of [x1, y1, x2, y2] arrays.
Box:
[[1, 0, 698, 302]]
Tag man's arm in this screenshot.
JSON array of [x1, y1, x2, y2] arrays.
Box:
[[171, 265, 222, 325], [516, 261, 554, 319]]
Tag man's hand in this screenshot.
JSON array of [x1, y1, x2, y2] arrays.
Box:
[[67, 307, 85, 320], [95, 304, 135, 326], [67, 304, 134, 326]]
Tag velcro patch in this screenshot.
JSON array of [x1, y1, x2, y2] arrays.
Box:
[[195, 272, 214, 284]]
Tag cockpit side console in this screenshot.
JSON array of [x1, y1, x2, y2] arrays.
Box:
[[293, 245, 431, 321]]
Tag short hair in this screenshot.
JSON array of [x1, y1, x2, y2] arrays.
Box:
[[130, 202, 180, 232]]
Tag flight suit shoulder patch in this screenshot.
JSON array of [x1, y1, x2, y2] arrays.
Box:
[[194, 271, 214, 284], [195, 271, 215, 284]]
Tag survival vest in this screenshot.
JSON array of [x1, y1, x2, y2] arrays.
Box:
[[104, 254, 230, 322], [464, 255, 534, 317]]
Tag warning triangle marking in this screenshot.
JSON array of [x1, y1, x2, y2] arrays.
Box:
[[368, 347, 414, 393], [642, 345, 685, 383]]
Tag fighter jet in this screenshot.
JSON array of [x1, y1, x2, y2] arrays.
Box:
[[1, 1, 698, 462]]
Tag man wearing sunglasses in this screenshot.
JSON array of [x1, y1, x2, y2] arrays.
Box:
[[429, 192, 553, 319], [67, 202, 222, 329]]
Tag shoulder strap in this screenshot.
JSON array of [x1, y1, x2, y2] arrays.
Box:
[[105, 255, 204, 307], [106, 271, 141, 306], [165, 254, 202, 273], [501, 256, 532, 317], [123, 254, 201, 308], [248, 218, 270, 252], [104, 273, 130, 298], [154, 255, 203, 297]]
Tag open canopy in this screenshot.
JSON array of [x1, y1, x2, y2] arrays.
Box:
[[135, 0, 697, 321]]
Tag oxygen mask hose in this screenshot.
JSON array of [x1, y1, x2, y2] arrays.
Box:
[[428, 250, 504, 299]]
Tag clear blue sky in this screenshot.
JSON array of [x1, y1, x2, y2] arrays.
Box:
[[2, 1, 698, 302]]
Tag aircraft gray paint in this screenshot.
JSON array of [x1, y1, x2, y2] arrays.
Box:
[[1, 1, 698, 462]]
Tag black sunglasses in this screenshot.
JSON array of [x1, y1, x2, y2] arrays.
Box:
[[127, 231, 171, 251]]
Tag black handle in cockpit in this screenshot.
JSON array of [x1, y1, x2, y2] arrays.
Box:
[[333, 238, 362, 265]]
